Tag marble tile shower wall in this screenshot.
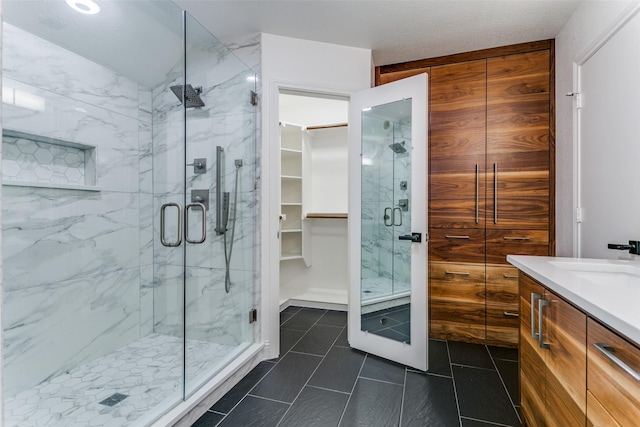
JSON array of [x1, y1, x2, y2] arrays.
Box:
[[1, 23, 150, 397], [361, 118, 411, 287], [151, 33, 258, 346]]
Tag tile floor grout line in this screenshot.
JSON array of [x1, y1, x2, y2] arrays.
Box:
[[450, 362, 498, 371], [306, 384, 351, 396], [288, 350, 328, 358], [357, 375, 405, 387], [246, 393, 294, 406], [460, 415, 516, 427], [336, 352, 368, 427], [407, 370, 452, 380], [487, 346, 521, 424], [398, 367, 409, 427], [274, 329, 333, 427], [446, 340, 464, 427]]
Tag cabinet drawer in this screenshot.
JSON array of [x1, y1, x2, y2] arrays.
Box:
[[486, 266, 519, 305], [429, 229, 485, 263], [430, 262, 485, 303], [587, 318, 640, 426], [486, 229, 549, 264], [486, 304, 519, 345]]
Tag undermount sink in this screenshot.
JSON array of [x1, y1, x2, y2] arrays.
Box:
[[549, 260, 640, 276]]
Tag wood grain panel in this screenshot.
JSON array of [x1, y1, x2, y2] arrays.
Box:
[[377, 67, 429, 85], [487, 50, 550, 97], [430, 261, 486, 341], [429, 229, 485, 261], [587, 318, 640, 426], [489, 169, 549, 198], [487, 197, 550, 230], [587, 391, 620, 427], [486, 229, 549, 264], [520, 273, 546, 426], [544, 289, 587, 427], [430, 172, 486, 199], [378, 39, 552, 74], [486, 304, 519, 345], [486, 266, 519, 305], [431, 60, 486, 106]]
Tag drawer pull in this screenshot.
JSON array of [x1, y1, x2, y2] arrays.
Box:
[[594, 343, 640, 381], [503, 236, 531, 241], [445, 270, 470, 276], [503, 274, 518, 279], [445, 235, 470, 239], [503, 311, 519, 318]]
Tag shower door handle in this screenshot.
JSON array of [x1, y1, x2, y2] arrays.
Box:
[[185, 202, 207, 244], [160, 202, 183, 247], [393, 207, 402, 226]]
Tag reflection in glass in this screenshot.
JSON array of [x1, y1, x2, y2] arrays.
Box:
[[360, 99, 412, 343]]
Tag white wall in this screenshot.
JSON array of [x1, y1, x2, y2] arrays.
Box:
[[261, 33, 371, 358], [555, 0, 636, 256], [310, 127, 349, 213]]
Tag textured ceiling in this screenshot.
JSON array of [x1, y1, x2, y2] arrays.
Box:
[[176, 0, 583, 67]]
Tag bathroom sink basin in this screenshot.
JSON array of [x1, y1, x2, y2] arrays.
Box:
[[549, 261, 640, 276]]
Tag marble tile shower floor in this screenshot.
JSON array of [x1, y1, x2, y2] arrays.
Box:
[[361, 277, 409, 301], [5, 333, 236, 427]]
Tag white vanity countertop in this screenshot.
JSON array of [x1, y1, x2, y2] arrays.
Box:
[[507, 255, 640, 345]]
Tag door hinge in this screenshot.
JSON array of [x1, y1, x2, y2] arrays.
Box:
[[576, 207, 583, 223], [251, 91, 258, 106], [249, 308, 258, 323]]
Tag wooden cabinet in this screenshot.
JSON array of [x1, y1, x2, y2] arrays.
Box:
[[587, 318, 640, 426], [520, 273, 587, 427]]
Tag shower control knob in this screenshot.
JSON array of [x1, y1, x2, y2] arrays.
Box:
[[398, 233, 422, 243]]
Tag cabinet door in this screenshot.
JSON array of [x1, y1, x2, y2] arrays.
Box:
[[544, 289, 587, 427], [430, 60, 486, 229], [486, 51, 550, 230], [430, 262, 485, 341], [520, 273, 547, 426], [587, 318, 640, 426], [486, 266, 519, 345]]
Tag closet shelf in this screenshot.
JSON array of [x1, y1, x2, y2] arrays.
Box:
[[306, 213, 348, 219], [281, 229, 303, 233], [281, 175, 302, 180]]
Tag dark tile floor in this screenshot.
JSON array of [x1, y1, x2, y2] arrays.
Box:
[[192, 307, 521, 427]]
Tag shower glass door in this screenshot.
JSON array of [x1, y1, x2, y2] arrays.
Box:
[[348, 74, 428, 371], [183, 13, 257, 396]]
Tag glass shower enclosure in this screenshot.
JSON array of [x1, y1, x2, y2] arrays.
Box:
[[1, 1, 257, 425]]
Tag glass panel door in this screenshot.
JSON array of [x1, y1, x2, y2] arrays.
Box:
[[348, 74, 428, 371], [183, 12, 257, 396]]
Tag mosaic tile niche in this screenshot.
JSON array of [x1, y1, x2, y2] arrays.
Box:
[[2, 130, 97, 189]]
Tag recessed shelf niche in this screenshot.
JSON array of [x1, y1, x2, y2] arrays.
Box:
[[2, 129, 99, 191]]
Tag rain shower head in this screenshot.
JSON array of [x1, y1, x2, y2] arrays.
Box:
[[170, 84, 205, 108], [389, 142, 407, 154]]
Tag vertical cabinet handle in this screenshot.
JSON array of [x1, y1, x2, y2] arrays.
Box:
[[531, 292, 542, 339], [185, 202, 207, 244], [160, 202, 183, 247], [538, 298, 550, 349], [594, 343, 640, 381], [475, 164, 479, 224], [494, 163, 498, 224]]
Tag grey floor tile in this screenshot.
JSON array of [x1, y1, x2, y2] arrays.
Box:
[[453, 365, 520, 426], [427, 339, 452, 377], [279, 328, 306, 358], [359, 354, 405, 385], [385, 306, 410, 323], [401, 371, 459, 427], [333, 327, 349, 347], [339, 378, 403, 427], [488, 346, 519, 362], [461, 417, 511, 426], [251, 352, 322, 403], [217, 396, 289, 427], [192, 411, 224, 427], [308, 346, 366, 393], [494, 359, 519, 404], [211, 361, 276, 413], [278, 386, 349, 427], [281, 308, 327, 331], [280, 306, 302, 325], [390, 322, 410, 337], [292, 324, 343, 356], [361, 313, 402, 333], [449, 341, 494, 369], [371, 327, 409, 342], [317, 310, 348, 327]]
